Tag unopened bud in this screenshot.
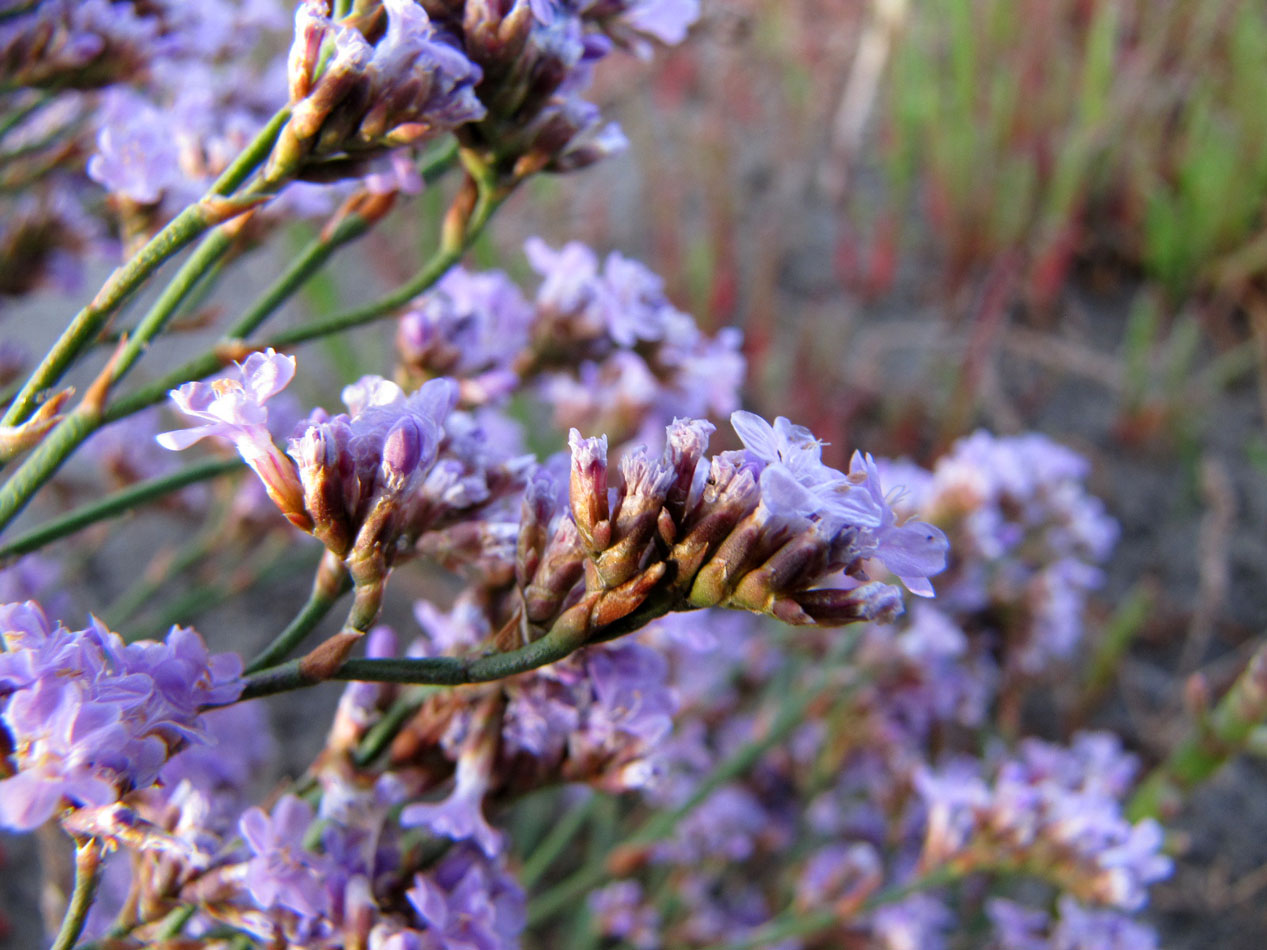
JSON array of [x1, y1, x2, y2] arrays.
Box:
[[568, 428, 610, 550], [728, 530, 831, 614], [382, 417, 423, 488], [516, 469, 557, 589], [522, 516, 586, 624], [288, 0, 331, 102], [786, 582, 904, 626]]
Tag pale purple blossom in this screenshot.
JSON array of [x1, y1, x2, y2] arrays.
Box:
[[0, 602, 242, 831], [240, 794, 335, 920], [157, 349, 296, 456], [871, 894, 953, 950], [404, 847, 526, 949]]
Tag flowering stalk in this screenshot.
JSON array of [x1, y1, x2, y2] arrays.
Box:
[[1128, 642, 1267, 821], [99, 147, 500, 438], [0, 457, 241, 560], [0, 106, 291, 429], [266, 154, 513, 348], [49, 837, 105, 950], [240, 609, 595, 699], [246, 551, 352, 673], [0, 154, 501, 537]]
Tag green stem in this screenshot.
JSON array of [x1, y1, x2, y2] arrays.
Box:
[[50, 838, 103, 950], [1128, 641, 1267, 821], [353, 686, 438, 767], [0, 89, 54, 147], [2, 107, 289, 428], [239, 602, 586, 701], [106, 510, 229, 631], [156, 904, 198, 940], [0, 407, 102, 532], [101, 152, 478, 428], [0, 457, 240, 560], [263, 184, 509, 350], [246, 560, 351, 673], [109, 227, 238, 383], [519, 790, 599, 888]]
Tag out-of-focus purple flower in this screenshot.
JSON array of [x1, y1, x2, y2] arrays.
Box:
[[914, 430, 1118, 672], [161, 700, 273, 801], [0, 554, 71, 622], [654, 784, 770, 863], [915, 734, 1172, 911], [0, 602, 242, 832], [401, 694, 504, 857], [585, 642, 675, 747], [589, 880, 661, 950], [798, 842, 883, 909], [240, 794, 335, 920], [86, 89, 183, 203], [399, 749, 504, 857], [870, 893, 953, 950], [986, 899, 1051, 950], [405, 846, 526, 949], [1049, 895, 1159, 950]]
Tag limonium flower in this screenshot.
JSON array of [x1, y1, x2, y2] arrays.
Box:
[[157, 349, 306, 525], [275, 0, 485, 181], [731, 410, 949, 596], [0, 601, 242, 832], [914, 733, 1172, 911], [240, 794, 336, 920]]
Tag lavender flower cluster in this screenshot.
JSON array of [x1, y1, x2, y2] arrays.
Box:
[[0, 0, 696, 306], [399, 238, 746, 444], [0, 602, 241, 831], [0, 3, 1184, 948]]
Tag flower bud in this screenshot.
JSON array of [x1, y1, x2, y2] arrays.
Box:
[[381, 416, 424, 490], [568, 428, 610, 551]]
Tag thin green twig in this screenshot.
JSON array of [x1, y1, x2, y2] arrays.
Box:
[[1, 107, 289, 428], [49, 838, 103, 950], [519, 790, 600, 888], [0, 457, 240, 561], [246, 558, 351, 673]]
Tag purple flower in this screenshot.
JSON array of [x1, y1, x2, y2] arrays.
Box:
[[589, 881, 661, 950], [870, 894, 952, 950], [240, 794, 334, 919], [527, 236, 601, 316], [986, 899, 1051, 950], [915, 735, 1171, 911], [585, 642, 675, 746], [399, 757, 504, 858], [1050, 895, 1159, 950], [157, 350, 305, 524], [618, 0, 700, 45], [86, 89, 183, 203], [0, 603, 242, 832], [159, 700, 274, 811], [158, 349, 296, 453], [842, 451, 948, 597], [398, 267, 535, 382], [405, 847, 526, 949]]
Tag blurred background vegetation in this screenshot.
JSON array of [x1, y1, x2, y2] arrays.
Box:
[[481, 1, 1267, 944], [7, 1, 1267, 945]]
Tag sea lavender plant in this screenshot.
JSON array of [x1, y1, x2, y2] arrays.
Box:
[[0, 2, 1241, 948]]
